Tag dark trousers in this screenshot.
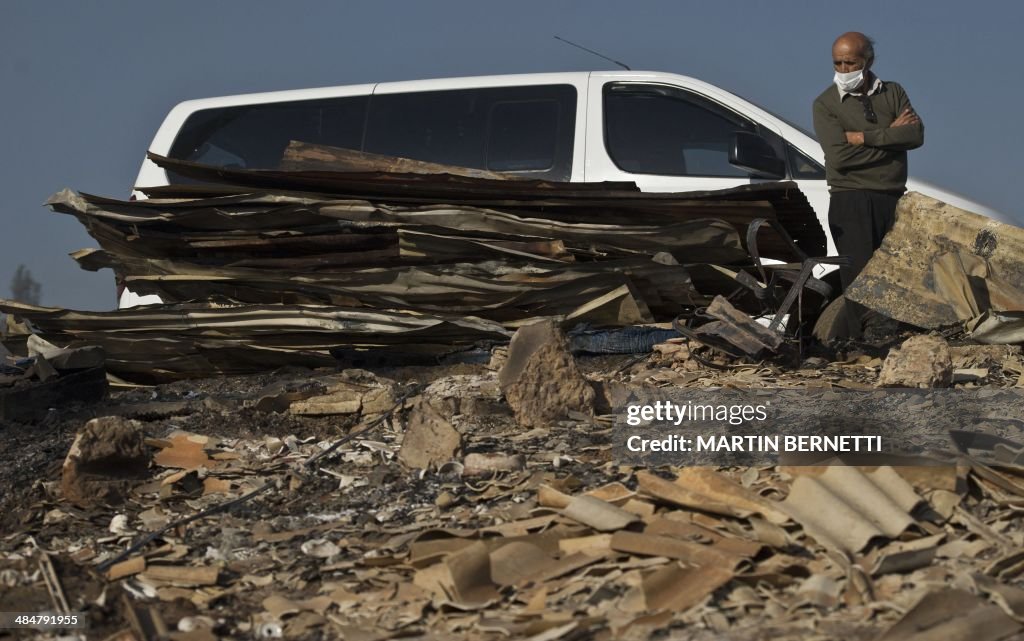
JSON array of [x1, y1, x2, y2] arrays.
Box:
[[828, 190, 901, 292]]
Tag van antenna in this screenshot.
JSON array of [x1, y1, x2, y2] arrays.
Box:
[[554, 36, 631, 70]]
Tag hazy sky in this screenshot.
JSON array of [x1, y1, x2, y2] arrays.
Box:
[[3, 1, 1022, 310]]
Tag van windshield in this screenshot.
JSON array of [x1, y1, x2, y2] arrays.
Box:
[[752, 101, 818, 140], [719, 87, 818, 140]]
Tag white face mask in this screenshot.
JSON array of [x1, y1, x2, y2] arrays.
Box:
[[834, 69, 865, 93]]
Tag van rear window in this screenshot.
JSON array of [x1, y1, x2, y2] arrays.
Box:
[[167, 84, 576, 181], [167, 96, 369, 181]]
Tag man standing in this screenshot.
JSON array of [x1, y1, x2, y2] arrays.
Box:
[[813, 32, 924, 294]]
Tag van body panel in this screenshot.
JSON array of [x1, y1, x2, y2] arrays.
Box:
[[122, 71, 1012, 308], [370, 72, 588, 94]]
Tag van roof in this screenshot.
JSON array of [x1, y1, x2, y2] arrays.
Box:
[[167, 70, 691, 112]]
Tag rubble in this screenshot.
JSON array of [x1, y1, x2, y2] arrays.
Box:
[[462, 453, 525, 477], [0, 153, 841, 384], [145, 151, 825, 262], [397, 397, 462, 470], [1, 333, 109, 422], [0, 356, 1023, 639], [151, 432, 214, 470], [289, 382, 364, 416], [966, 309, 1024, 344], [280, 141, 519, 179], [877, 588, 1021, 641], [779, 466, 921, 553], [61, 417, 150, 507], [846, 191, 1024, 329], [3, 155, 1024, 639], [878, 335, 954, 388], [0, 299, 512, 384], [0, 363, 108, 423], [27, 335, 105, 370], [678, 295, 784, 358], [950, 344, 1022, 369], [499, 319, 595, 427]]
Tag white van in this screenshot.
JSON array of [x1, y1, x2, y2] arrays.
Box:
[[127, 70, 1009, 307]]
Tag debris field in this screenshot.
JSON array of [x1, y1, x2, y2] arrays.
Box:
[[3, 149, 1024, 640]]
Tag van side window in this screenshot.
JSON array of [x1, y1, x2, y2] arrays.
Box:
[[365, 85, 575, 180], [365, 90, 486, 170], [604, 83, 758, 178], [487, 100, 560, 171], [167, 85, 576, 182], [167, 96, 368, 177]]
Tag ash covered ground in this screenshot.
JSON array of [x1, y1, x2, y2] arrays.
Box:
[[3, 332, 1024, 641]]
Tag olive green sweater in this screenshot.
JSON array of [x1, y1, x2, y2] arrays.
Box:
[[812, 80, 924, 192]]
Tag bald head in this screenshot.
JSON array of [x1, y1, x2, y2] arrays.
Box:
[[832, 32, 875, 76]]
